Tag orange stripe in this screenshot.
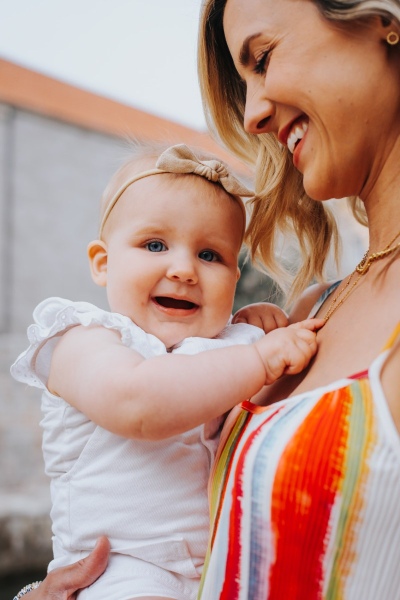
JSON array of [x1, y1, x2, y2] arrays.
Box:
[[268, 387, 352, 598]]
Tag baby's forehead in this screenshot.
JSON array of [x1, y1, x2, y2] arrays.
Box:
[[150, 173, 245, 227], [102, 160, 246, 245]]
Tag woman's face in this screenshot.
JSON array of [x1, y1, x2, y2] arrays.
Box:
[[223, 0, 400, 201]]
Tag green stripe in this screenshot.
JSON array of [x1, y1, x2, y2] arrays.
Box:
[[326, 382, 371, 599]]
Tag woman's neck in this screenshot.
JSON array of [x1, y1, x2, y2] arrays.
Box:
[[361, 144, 400, 253]]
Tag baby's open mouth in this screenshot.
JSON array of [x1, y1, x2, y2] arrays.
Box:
[[154, 297, 197, 310]]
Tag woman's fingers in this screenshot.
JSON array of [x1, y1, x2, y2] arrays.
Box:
[[24, 537, 110, 600]]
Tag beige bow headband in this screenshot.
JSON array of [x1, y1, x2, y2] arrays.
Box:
[[99, 143, 253, 237]]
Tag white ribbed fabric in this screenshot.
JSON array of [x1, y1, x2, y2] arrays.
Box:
[[11, 297, 264, 600]]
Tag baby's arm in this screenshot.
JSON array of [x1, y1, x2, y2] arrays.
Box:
[[233, 302, 289, 332], [49, 319, 323, 440]]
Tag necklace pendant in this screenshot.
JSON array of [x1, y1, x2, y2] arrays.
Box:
[[356, 260, 371, 275]]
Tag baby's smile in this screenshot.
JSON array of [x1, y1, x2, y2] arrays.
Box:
[[155, 296, 198, 310], [152, 296, 199, 313]]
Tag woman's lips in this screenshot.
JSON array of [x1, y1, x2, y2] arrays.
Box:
[[292, 135, 306, 169]]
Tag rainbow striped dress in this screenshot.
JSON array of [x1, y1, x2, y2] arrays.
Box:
[[198, 325, 400, 599]]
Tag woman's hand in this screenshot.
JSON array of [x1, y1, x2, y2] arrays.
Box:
[[20, 537, 110, 600]]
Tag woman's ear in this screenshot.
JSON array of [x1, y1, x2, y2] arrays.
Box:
[[374, 15, 399, 44], [236, 266, 241, 281], [88, 240, 108, 287]]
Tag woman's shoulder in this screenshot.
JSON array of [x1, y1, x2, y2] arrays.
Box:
[[289, 281, 338, 323]]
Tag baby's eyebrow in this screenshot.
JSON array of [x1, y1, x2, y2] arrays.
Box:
[[239, 33, 263, 67], [131, 224, 169, 236]]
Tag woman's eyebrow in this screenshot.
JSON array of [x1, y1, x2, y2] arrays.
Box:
[[239, 33, 263, 67]]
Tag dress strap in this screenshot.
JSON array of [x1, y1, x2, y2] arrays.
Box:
[[383, 323, 400, 351], [308, 280, 341, 318]]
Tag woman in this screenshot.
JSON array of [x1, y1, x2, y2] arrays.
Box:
[[16, 0, 400, 598]]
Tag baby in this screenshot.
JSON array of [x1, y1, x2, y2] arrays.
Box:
[[11, 143, 321, 600]]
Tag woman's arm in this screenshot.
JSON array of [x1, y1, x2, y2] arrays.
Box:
[[17, 537, 110, 600], [288, 282, 332, 322], [48, 319, 322, 440]]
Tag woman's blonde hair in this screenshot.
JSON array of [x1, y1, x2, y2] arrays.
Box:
[[198, 0, 400, 302]]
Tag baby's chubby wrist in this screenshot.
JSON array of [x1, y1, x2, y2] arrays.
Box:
[[252, 335, 283, 385]]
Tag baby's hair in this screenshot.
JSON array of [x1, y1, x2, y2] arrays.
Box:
[[99, 139, 172, 223], [99, 140, 250, 243]]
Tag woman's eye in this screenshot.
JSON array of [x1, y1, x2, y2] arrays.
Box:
[[199, 250, 219, 262], [146, 241, 166, 252], [253, 50, 270, 75]]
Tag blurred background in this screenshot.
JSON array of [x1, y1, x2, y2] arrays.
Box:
[[0, 1, 367, 595]]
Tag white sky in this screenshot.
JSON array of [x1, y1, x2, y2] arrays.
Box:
[[0, 0, 207, 130]]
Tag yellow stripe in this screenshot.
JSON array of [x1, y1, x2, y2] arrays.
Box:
[[383, 323, 400, 350]]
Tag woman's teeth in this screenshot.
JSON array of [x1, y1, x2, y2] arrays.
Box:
[[287, 121, 308, 154]]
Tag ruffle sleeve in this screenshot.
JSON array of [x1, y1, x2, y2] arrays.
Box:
[[10, 297, 166, 390], [173, 322, 264, 355]]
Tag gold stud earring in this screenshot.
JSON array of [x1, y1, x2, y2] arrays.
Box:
[[387, 31, 399, 45]]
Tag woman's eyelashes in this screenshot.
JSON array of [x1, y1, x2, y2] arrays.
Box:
[[253, 49, 271, 75], [146, 240, 167, 252]]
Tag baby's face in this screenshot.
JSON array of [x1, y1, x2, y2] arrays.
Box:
[[94, 174, 243, 348]]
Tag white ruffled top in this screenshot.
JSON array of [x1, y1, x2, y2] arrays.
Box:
[[11, 297, 264, 575]]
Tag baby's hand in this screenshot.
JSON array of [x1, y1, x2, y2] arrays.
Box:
[[233, 302, 289, 333], [254, 318, 324, 385]]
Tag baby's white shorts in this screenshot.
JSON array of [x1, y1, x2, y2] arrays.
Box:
[[76, 553, 200, 600]]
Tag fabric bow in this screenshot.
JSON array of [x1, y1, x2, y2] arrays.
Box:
[[156, 144, 253, 198], [99, 143, 253, 237]]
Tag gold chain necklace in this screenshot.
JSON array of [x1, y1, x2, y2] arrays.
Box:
[[323, 228, 400, 323]]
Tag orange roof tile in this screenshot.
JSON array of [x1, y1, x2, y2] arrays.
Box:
[[0, 58, 250, 174]]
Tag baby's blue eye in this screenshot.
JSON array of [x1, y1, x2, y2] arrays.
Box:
[[199, 250, 218, 262], [146, 241, 166, 252]]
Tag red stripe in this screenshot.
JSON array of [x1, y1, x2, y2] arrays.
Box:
[[349, 369, 368, 380], [220, 405, 284, 599]]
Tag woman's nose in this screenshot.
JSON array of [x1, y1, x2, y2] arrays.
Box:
[[243, 81, 275, 134], [166, 256, 198, 284]]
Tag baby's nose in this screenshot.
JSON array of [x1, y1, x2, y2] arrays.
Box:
[[166, 256, 198, 284]]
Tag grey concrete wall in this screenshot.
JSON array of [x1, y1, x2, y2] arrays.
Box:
[[0, 104, 131, 575]]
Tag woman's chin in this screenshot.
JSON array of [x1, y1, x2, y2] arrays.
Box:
[[302, 173, 339, 202]]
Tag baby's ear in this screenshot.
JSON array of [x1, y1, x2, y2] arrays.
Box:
[[88, 240, 108, 287]]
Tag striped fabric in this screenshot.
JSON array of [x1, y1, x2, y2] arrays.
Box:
[[199, 325, 400, 599]]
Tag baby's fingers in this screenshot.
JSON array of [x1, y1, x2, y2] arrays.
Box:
[[233, 308, 266, 329], [289, 318, 325, 332], [233, 303, 289, 332], [294, 327, 319, 348], [284, 337, 317, 375]]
